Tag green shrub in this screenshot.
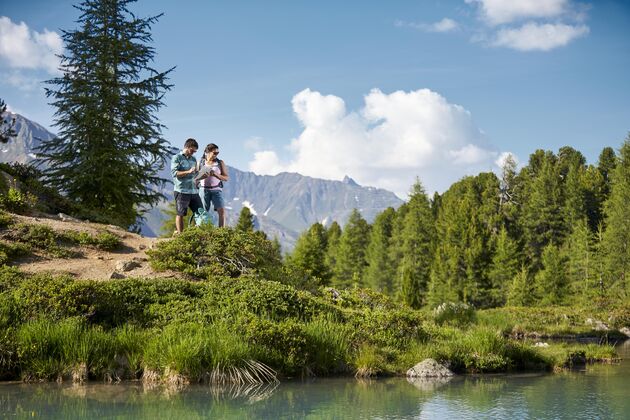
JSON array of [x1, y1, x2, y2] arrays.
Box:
[[0, 210, 13, 228], [0, 240, 31, 265], [148, 225, 284, 282], [0, 163, 76, 216], [0, 326, 18, 379], [11, 224, 75, 258], [0, 187, 36, 214], [433, 302, 476, 326], [0, 266, 23, 293], [239, 317, 308, 375], [61, 230, 122, 251], [347, 308, 425, 349]]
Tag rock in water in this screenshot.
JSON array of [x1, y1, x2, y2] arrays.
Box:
[[406, 358, 454, 378]]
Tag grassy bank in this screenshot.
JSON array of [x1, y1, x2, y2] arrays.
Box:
[[478, 305, 630, 339], [0, 266, 622, 385]]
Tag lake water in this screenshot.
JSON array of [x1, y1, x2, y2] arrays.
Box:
[[2, 340, 629, 419]]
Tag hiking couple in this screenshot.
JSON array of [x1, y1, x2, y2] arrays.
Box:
[[171, 138, 228, 234]]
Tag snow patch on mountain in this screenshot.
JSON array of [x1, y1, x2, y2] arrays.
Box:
[[242, 200, 258, 216]]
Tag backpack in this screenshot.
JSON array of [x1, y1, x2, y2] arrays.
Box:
[[194, 207, 213, 226]]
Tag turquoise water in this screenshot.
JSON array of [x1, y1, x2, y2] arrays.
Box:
[[2, 340, 629, 419]]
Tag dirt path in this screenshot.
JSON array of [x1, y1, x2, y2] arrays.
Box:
[[9, 213, 180, 280]]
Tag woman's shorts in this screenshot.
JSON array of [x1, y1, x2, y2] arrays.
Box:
[[202, 188, 225, 211]]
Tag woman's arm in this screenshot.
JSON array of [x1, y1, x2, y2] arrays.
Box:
[[214, 161, 229, 181]]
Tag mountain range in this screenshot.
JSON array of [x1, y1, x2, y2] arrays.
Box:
[[1, 113, 404, 250]]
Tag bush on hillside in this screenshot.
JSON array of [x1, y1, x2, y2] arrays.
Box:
[[148, 225, 285, 282], [433, 302, 476, 326], [0, 163, 75, 216]]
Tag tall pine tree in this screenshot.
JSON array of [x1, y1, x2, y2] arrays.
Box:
[[0, 99, 16, 144], [563, 218, 595, 300], [487, 226, 520, 306], [332, 209, 370, 289], [601, 135, 630, 297], [507, 266, 534, 306], [398, 181, 435, 308], [37, 0, 174, 228], [364, 207, 396, 295], [236, 207, 255, 232], [534, 243, 568, 305], [520, 151, 565, 270], [287, 222, 331, 285]]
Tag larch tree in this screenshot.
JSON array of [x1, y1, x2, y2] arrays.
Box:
[[398, 181, 435, 308], [534, 243, 568, 305], [287, 222, 331, 285], [0, 99, 17, 144], [563, 218, 595, 300], [36, 0, 174, 229], [332, 209, 370, 289], [324, 221, 342, 274], [487, 226, 520, 306], [601, 135, 630, 297], [507, 266, 534, 306], [236, 206, 256, 232], [520, 152, 566, 270], [364, 207, 396, 295]]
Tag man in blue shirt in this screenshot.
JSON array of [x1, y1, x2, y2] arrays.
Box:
[[171, 138, 203, 234]]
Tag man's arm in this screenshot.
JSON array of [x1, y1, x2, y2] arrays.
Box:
[[171, 155, 196, 178]]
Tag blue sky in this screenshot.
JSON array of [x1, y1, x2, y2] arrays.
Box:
[[1, 0, 629, 196]]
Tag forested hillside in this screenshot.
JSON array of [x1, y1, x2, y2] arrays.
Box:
[[288, 139, 630, 309]]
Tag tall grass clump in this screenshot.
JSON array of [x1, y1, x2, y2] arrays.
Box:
[[17, 318, 90, 381], [302, 316, 350, 375], [353, 344, 387, 378], [143, 322, 276, 386]]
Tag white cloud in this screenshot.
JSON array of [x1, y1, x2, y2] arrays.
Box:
[[244, 136, 264, 151], [396, 18, 459, 33], [5, 71, 41, 91], [248, 88, 509, 197], [0, 16, 62, 73], [465, 0, 570, 25], [493, 22, 589, 51], [249, 150, 286, 175]]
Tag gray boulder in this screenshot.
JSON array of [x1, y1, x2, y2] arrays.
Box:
[[406, 358, 454, 378]]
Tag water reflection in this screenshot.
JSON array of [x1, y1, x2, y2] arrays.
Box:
[[1, 341, 629, 419]]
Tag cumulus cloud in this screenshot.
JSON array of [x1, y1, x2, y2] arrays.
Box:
[[465, 0, 570, 25], [0, 16, 62, 74], [493, 22, 589, 51], [6, 71, 41, 91], [396, 18, 459, 33], [462, 0, 590, 51], [244, 136, 264, 151], [248, 88, 510, 197]]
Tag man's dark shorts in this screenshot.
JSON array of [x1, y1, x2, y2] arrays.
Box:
[[174, 192, 203, 216]]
